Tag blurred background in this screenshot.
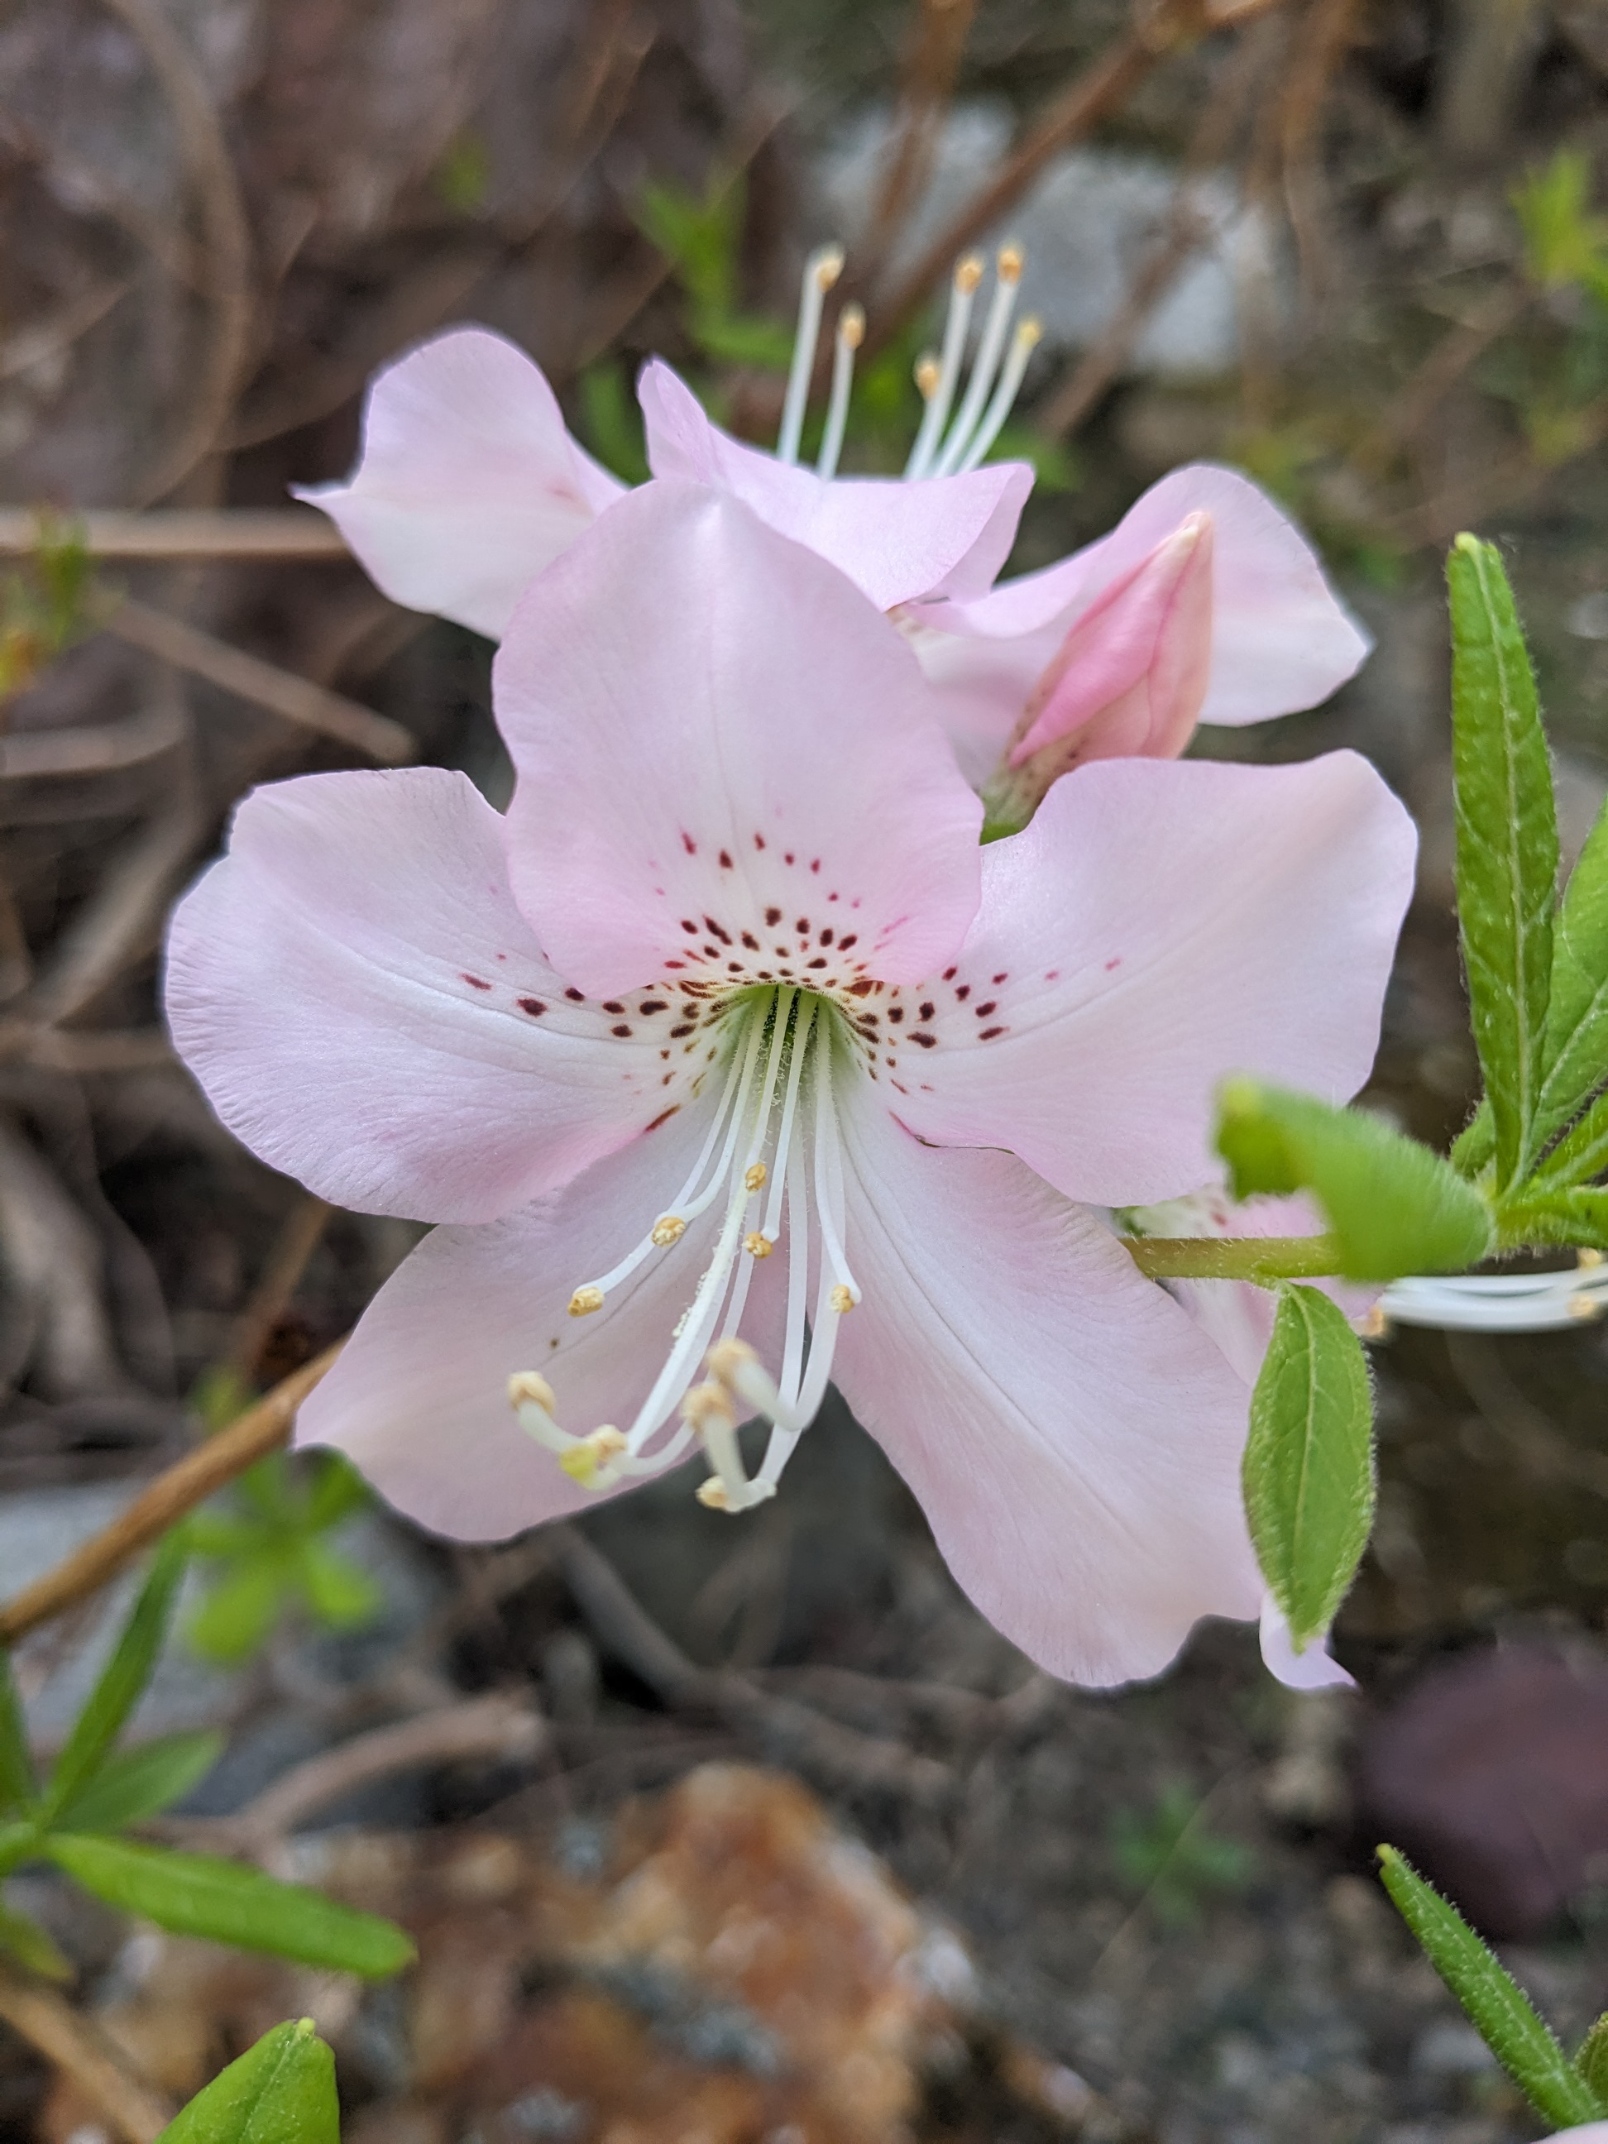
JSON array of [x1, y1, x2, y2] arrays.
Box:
[[3, 0, 1608, 2136]]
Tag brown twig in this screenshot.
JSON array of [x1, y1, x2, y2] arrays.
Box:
[[858, 0, 979, 285], [0, 510, 347, 561], [105, 599, 415, 766], [551, 1525, 953, 1805], [0, 704, 188, 782], [866, 0, 1266, 357], [0, 1346, 340, 1646], [97, 0, 254, 502], [225, 1195, 334, 1382], [0, 1965, 174, 2144]]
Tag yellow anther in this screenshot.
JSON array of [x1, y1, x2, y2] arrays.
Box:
[[708, 1337, 758, 1382], [1017, 316, 1043, 351], [557, 1425, 627, 1485], [814, 245, 845, 292], [651, 1214, 687, 1247], [567, 1284, 605, 1317], [955, 253, 985, 294], [508, 1370, 558, 1413], [697, 1477, 732, 1510], [682, 1380, 735, 1433], [1358, 1305, 1389, 1340], [743, 1231, 774, 1259], [839, 303, 865, 350], [915, 354, 942, 400], [744, 1163, 768, 1193], [829, 1284, 857, 1315], [1569, 1292, 1602, 1322], [997, 241, 1024, 284], [1581, 1248, 1604, 1269]]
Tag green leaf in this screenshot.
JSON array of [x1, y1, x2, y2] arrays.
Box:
[[1575, 2013, 1608, 2106], [185, 1559, 287, 1666], [296, 1544, 382, 1632], [0, 1650, 35, 1815], [1216, 1079, 1494, 1279], [302, 1452, 369, 1532], [44, 1835, 415, 1978], [0, 1898, 71, 1980], [1527, 1085, 1608, 1194], [1376, 1846, 1603, 2126], [1494, 1186, 1608, 1250], [155, 2018, 339, 2144], [51, 1731, 224, 1834], [1524, 792, 1608, 1160], [0, 1823, 39, 1878], [1446, 534, 1559, 1190], [1243, 1284, 1376, 1650], [43, 1534, 187, 1823]]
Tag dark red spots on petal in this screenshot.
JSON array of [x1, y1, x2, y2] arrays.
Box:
[[705, 917, 732, 945], [462, 974, 491, 991], [682, 833, 697, 855], [911, 1032, 936, 1048], [974, 1001, 997, 1019], [602, 1000, 625, 1014], [839, 934, 857, 951], [611, 1023, 633, 1037], [681, 918, 699, 934], [670, 1023, 696, 1037], [992, 972, 1008, 984], [847, 978, 874, 998], [1104, 957, 1121, 972], [719, 849, 733, 869], [765, 907, 782, 927], [740, 931, 760, 951], [942, 967, 957, 981], [565, 988, 585, 1002], [888, 1006, 905, 1024], [919, 1001, 935, 1022], [754, 832, 766, 850], [639, 1000, 668, 1015], [819, 927, 834, 947], [1046, 969, 1060, 981], [979, 1026, 1005, 1041], [784, 852, 795, 865], [518, 997, 547, 1017], [646, 1105, 682, 1131], [795, 918, 810, 935], [807, 957, 828, 970], [955, 984, 971, 1001], [810, 859, 821, 873]]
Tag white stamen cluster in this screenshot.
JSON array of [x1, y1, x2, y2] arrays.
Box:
[[1377, 1251, 1608, 1333], [774, 241, 1041, 481], [507, 988, 861, 1511]]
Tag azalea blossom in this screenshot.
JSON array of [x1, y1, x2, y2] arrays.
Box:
[[299, 251, 1368, 808], [166, 481, 1415, 1687]]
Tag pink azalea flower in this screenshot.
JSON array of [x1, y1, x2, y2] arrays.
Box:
[[165, 482, 1415, 1688], [298, 300, 1366, 802]]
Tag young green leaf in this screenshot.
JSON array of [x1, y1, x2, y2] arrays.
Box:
[[1217, 1079, 1494, 1279], [155, 2017, 339, 2144], [44, 1835, 415, 1978], [1376, 1846, 1604, 2125], [51, 1731, 224, 1835], [1242, 1284, 1376, 1651], [0, 1823, 39, 1879], [296, 1543, 383, 1631], [42, 1534, 188, 1823], [1576, 2013, 1608, 2106], [1533, 794, 1608, 1152], [1446, 534, 1559, 1191], [1525, 1083, 1608, 1196], [0, 1650, 35, 1816], [1491, 1186, 1608, 1251], [0, 1898, 72, 1981], [185, 1559, 287, 1667]]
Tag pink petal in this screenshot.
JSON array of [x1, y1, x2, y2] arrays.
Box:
[[298, 1104, 786, 1539], [494, 481, 984, 1000], [638, 359, 1031, 609], [910, 463, 1370, 772], [887, 753, 1417, 1208], [296, 327, 624, 639], [1259, 1597, 1354, 1690], [164, 768, 702, 1224], [831, 1088, 1261, 1687]]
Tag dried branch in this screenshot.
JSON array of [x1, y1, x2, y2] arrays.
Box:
[[0, 1345, 339, 1645], [225, 1195, 334, 1382], [0, 704, 188, 782], [106, 599, 415, 766], [0, 1964, 174, 2144], [552, 1525, 954, 1805], [858, 0, 979, 283], [0, 1115, 131, 1400], [0, 510, 347, 561]]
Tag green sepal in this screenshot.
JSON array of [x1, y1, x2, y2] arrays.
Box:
[[42, 1533, 187, 1823], [155, 2017, 339, 2144], [44, 1835, 415, 1978], [1376, 1846, 1604, 2126], [1216, 1079, 1494, 1280], [1242, 1284, 1376, 1650], [0, 1898, 72, 1981], [1446, 534, 1559, 1191], [50, 1730, 224, 1835]]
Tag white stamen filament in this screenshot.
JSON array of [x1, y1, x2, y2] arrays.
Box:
[[509, 991, 865, 1512], [778, 245, 844, 466], [904, 253, 983, 479], [931, 244, 1022, 477], [816, 305, 863, 480], [956, 317, 1042, 474]]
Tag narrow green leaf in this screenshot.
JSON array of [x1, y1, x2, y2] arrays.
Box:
[[1217, 1079, 1494, 1280], [44, 1835, 415, 1978], [51, 1731, 224, 1835], [1528, 1084, 1608, 1196], [0, 1650, 35, 1815], [1446, 534, 1558, 1189], [0, 1898, 71, 1981], [185, 1559, 287, 1666], [1575, 2013, 1608, 2108], [43, 1534, 187, 1822], [1377, 1846, 1602, 2126], [155, 2018, 339, 2144], [296, 1543, 382, 1631], [1243, 1284, 1376, 1649]]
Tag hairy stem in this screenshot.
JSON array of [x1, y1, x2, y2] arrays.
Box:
[[1121, 1234, 1342, 1282]]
